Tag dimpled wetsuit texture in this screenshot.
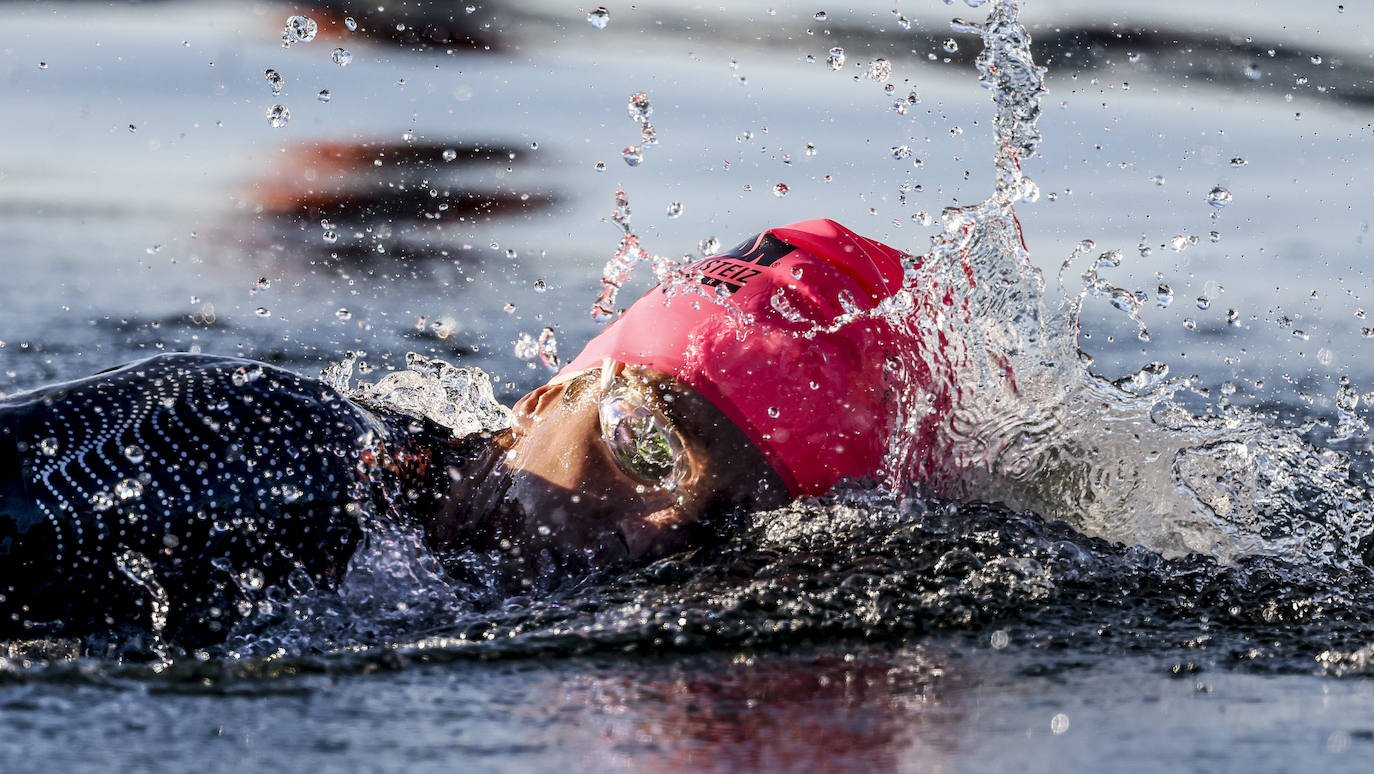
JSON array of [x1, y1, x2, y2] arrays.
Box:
[[0, 353, 432, 649]]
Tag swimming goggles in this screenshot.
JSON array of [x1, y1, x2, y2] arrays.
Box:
[[597, 359, 688, 488]]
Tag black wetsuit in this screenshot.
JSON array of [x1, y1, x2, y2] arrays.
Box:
[[0, 353, 451, 649]]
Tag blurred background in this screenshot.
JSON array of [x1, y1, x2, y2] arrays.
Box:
[[1, 0, 1372, 412]]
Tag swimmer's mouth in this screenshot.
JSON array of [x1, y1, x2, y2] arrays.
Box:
[[611, 528, 634, 562]]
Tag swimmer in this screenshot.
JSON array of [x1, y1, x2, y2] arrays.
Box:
[[0, 219, 931, 648]]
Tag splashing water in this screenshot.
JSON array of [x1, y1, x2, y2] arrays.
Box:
[[514, 327, 562, 371], [589, 189, 685, 320], [873, 1, 1373, 565], [322, 352, 511, 438]]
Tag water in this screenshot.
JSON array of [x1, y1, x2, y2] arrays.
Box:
[[4, 0, 1374, 771]]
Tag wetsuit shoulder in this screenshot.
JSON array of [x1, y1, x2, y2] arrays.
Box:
[[0, 353, 398, 647]]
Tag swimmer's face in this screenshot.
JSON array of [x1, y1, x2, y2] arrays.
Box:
[[465, 362, 788, 567]]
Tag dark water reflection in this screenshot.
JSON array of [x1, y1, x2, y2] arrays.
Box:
[[4, 642, 1374, 774]]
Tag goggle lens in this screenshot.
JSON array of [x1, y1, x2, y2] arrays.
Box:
[[598, 392, 685, 486]]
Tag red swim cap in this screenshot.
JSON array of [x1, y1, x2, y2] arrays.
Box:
[[560, 219, 918, 496]]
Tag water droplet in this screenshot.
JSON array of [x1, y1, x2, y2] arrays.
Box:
[[90, 491, 115, 512], [827, 47, 846, 71], [505, 248, 518, 259], [1311, 54, 1323, 65], [1156, 283, 1173, 308], [990, 630, 1010, 649], [266, 104, 290, 128], [123, 445, 146, 464], [622, 146, 644, 166], [1169, 234, 1190, 252], [587, 6, 610, 29], [890, 145, 912, 160], [242, 568, 265, 591], [128, 124, 137, 133], [813, 10, 828, 22], [1196, 296, 1211, 310], [534, 279, 548, 293], [867, 58, 892, 82], [1150, 174, 1165, 186], [943, 38, 959, 54], [514, 332, 539, 360], [1183, 318, 1197, 330], [666, 201, 684, 218], [264, 69, 284, 94], [39, 437, 59, 456], [1226, 308, 1241, 326], [38, 61, 47, 70], [442, 148, 458, 162], [804, 142, 817, 157], [698, 236, 721, 255], [322, 229, 338, 244], [913, 211, 933, 227], [1244, 63, 1261, 80], [115, 478, 144, 501], [627, 92, 653, 123], [336, 308, 352, 321], [255, 307, 271, 318], [503, 303, 516, 314], [772, 182, 789, 197], [594, 160, 607, 172], [317, 89, 331, 103], [1206, 186, 1233, 208], [283, 15, 318, 45], [767, 406, 781, 418], [331, 48, 353, 67], [1209, 231, 1221, 242], [345, 16, 357, 31]]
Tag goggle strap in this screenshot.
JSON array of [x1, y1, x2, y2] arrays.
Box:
[[599, 357, 616, 393]]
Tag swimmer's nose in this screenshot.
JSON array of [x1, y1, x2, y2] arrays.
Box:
[[511, 382, 562, 435]]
